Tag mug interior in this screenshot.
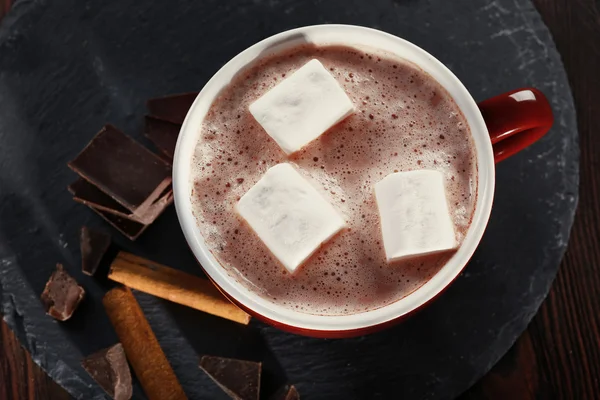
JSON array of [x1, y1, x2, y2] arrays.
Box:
[[173, 25, 495, 332]]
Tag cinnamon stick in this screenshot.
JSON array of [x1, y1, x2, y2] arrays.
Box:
[[108, 252, 251, 325], [103, 286, 187, 400]]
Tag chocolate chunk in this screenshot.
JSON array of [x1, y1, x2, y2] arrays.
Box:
[[40, 264, 85, 321], [81, 343, 132, 400], [80, 226, 111, 276], [68, 125, 172, 224], [271, 385, 299, 400], [146, 92, 198, 124], [144, 115, 181, 160], [199, 356, 261, 400], [68, 179, 152, 240], [68, 178, 173, 225], [89, 206, 149, 241], [69, 178, 134, 218]]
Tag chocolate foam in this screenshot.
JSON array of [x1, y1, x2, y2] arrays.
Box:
[[190, 44, 477, 315]]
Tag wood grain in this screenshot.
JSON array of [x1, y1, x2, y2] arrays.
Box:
[[0, 322, 69, 400], [1, 0, 599, 399], [0, 0, 10, 21]]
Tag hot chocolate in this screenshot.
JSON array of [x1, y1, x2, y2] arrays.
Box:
[[190, 44, 477, 315]]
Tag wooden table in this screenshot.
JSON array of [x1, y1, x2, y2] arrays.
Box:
[[1, 0, 598, 398]]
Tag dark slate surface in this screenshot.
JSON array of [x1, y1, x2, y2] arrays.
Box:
[[0, 0, 578, 399]]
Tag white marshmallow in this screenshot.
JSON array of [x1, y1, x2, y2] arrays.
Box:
[[374, 170, 457, 263], [249, 59, 354, 155], [236, 163, 345, 273]]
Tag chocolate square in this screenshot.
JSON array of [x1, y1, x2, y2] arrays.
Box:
[[144, 115, 181, 160], [80, 226, 111, 276], [40, 264, 85, 321], [68, 178, 173, 225], [88, 206, 149, 241], [81, 343, 132, 400], [69, 178, 149, 240], [68, 125, 172, 223], [199, 356, 261, 400], [69, 178, 134, 218], [146, 92, 198, 124]]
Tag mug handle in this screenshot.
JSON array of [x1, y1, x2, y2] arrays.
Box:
[[477, 88, 554, 163]]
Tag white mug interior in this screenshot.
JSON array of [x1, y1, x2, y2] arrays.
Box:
[[173, 24, 495, 332]]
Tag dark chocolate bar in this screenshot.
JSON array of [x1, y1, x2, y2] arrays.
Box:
[[68, 125, 172, 223], [80, 226, 111, 276], [81, 343, 133, 400], [69, 178, 133, 218], [146, 92, 198, 124], [89, 206, 149, 241], [144, 115, 181, 160], [68, 178, 173, 225], [199, 356, 261, 400], [40, 264, 85, 321], [69, 178, 148, 240]]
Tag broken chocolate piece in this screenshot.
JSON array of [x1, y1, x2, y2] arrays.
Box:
[[80, 226, 111, 276], [146, 92, 198, 124], [89, 206, 149, 241], [144, 115, 181, 160], [271, 385, 299, 400], [68, 178, 173, 225], [40, 264, 85, 321], [81, 343, 132, 400], [68, 125, 172, 224], [69, 178, 134, 218], [199, 356, 261, 400], [69, 178, 148, 240]]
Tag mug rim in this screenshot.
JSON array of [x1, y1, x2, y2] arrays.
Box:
[[173, 24, 495, 333]]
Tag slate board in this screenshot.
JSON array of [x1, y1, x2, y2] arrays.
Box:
[[0, 0, 578, 399]]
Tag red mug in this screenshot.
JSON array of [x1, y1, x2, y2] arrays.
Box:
[[173, 25, 553, 338], [479, 87, 553, 163]]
